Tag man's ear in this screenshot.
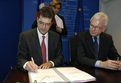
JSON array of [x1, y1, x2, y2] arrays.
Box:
[[50, 21, 53, 26], [102, 26, 107, 32]]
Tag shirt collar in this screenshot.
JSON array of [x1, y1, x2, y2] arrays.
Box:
[[92, 35, 99, 40]]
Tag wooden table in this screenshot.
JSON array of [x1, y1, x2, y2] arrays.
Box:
[[4, 65, 121, 83], [4, 67, 29, 83]]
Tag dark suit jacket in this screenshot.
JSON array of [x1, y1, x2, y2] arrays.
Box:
[[17, 28, 63, 71], [76, 30, 120, 67]]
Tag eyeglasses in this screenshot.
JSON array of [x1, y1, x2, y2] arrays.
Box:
[[38, 21, 51, 27], [90, 24, 104, 30], [54, 6, 61, 10]]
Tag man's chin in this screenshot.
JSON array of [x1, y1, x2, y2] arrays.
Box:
[[91, 33, 96, 37], [41, 31, 47, 35]]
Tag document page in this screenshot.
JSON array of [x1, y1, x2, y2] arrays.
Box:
[[56, 67, 96, 82], [28, 68, 65, 83], [28, 67, 96, 83], [55, 15, 64, 29]]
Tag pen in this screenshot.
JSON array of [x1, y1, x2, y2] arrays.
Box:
[[31, 57, 35, 67]]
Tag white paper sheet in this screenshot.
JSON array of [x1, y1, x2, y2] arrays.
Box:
[[55, 15, 64, 29], [28, 69, 64, 83], [28, 67, 96, 83]]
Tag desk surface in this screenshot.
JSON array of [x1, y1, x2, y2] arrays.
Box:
[[4, 65, 121, 83]]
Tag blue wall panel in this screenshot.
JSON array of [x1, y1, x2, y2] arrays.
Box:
[[0, 0, 22, 82]]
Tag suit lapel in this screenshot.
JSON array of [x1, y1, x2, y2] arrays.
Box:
[[48, 31, 51, 60], [86, 31, 95, 56], [32, 29, 42, 58], [98, 33, 105, 59]]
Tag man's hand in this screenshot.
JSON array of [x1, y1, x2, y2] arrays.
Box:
[[38, 62, 52, 69], [100, 60, 119, 70], [25, 61, 38, 72]]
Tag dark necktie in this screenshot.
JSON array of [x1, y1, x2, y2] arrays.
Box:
[[41, 36, 46, 63], [94, 37, 98, 60]]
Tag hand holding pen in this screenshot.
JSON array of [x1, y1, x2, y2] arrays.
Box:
[[25, 57, 38, 72]]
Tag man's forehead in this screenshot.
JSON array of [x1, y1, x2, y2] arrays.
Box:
[[95, 20, 99, 24], [91, 18, 104, 24], [38, 17, 52, 23]]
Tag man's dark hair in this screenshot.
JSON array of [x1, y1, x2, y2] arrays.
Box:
[[38, 6, 55, 22]]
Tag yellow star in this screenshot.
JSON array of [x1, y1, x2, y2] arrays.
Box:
[[75, 32, 77, 35], [78, 8, 81, 11]]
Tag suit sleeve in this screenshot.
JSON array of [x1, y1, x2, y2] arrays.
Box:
[[108, 36, 120, 59], [16, 33, 29, 71], [48, 32, 63, 66], [53, 37, 63, 66]]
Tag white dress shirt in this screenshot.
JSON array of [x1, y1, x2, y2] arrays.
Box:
[[37, 28, 54, 66]]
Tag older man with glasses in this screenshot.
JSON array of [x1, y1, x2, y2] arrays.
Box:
[[76, 12, 121, 71]]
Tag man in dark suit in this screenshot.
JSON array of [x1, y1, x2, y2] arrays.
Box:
[[77, 12, 121, 70], [17, 6, 63, 72]]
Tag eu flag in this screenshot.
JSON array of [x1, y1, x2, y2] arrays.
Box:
[[35, 0, 45, 20], [74, 0, 84, 36]]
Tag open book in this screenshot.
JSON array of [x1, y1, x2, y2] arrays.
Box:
[[28, 67, 96, 83]]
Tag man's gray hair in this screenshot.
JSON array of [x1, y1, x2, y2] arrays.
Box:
[[90, 12, 108, 26]]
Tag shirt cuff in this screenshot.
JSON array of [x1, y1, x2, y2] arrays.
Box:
[[23, 61, 29, 69], [49, 61, 54, 67], [95, 60, 101, 68]]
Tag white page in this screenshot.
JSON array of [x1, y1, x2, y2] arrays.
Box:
[[56, 67, 96, 82], [55, 15, 64, 29], [28, 68, 65, 83]]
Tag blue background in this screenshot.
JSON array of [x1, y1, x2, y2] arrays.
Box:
[[0, 0, 98, 82]]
